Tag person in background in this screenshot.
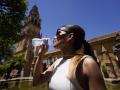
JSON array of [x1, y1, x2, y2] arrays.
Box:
[[33, 25, 107, 90]]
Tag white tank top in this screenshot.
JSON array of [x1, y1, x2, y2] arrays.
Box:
[[49, 57, 84, 90]]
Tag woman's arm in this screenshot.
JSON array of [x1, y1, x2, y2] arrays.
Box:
[[32, 44, 53, 86], [83, 57, 107, 90]]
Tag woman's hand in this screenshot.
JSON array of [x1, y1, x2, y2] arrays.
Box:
[[33, 43, 48, 86], [38, 43, 48, 56]]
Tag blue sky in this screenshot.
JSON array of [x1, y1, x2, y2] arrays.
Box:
[[27, 0, 120, 50]]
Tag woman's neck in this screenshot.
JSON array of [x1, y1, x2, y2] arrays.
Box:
[[62, 49, 75, 59], [62, 48, 84, 59]]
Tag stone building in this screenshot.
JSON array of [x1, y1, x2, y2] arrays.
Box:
[[113, 33, 120, 68], [15, 5, 41, 77], [88, 31, 120, 78]]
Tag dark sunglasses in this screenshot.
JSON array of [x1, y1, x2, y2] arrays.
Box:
[[53, 30, 68, 42], [56, 30, 67, 36]]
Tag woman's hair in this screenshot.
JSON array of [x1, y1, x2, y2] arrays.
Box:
[[58, 25, 97, 61], [83, 40, 97, 61]]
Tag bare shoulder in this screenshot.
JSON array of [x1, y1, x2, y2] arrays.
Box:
[[82, 56, 107, 90], [82, 56, 100, 75], [82, 55, 104, 81]]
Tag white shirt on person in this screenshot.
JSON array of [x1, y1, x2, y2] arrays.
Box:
[[49, 57, 84, 90]]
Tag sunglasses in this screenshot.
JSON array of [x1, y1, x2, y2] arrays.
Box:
[[56, 30, 67, 36], [53, 30, 68, 43]]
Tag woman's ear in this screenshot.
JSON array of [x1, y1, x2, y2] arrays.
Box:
[[66, 33, 74, 41]]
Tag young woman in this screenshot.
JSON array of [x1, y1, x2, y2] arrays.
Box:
[[33, 25, 106, 90]]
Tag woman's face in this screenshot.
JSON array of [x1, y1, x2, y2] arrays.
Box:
[[53, 30, 68, 49]]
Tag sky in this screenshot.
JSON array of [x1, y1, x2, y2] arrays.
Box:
[[27, 0, 120, 50]]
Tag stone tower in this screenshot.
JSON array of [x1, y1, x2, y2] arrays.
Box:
[[22, 5, 41, 38], [16, 5, 41, 77]]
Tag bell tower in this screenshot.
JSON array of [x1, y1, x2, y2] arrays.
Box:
[[19, 5, 42, 77], [22, 5, 42, 38]]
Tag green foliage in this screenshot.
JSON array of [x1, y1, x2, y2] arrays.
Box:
[[0, 0, 27, 61], [0, 64, 4, 74], [5, 55, 26, 70], [0, 0, 27, 40], [0, 55, 26, 74]]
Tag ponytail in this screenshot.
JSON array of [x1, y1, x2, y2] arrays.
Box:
[[83, 40, 97, 63]]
